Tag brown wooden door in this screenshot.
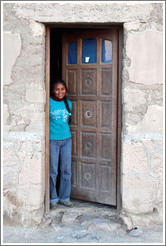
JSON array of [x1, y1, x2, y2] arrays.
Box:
[[62, 29, 118, 206]]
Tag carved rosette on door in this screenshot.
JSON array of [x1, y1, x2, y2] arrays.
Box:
[[62, 30, 118, 206], [84, 109, 93, 119]]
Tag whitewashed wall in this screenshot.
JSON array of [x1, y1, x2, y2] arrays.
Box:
[[3, 2, 163, 228]]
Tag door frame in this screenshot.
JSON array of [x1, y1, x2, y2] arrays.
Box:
[[45, 24, 123, 215]]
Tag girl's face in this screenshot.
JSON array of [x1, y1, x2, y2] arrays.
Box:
[[53, 83, 66, 99]]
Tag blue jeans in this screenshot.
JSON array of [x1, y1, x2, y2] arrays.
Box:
[[49, 137, 72, 205]]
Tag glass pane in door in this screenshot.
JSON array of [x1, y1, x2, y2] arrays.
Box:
[[102, 40, 112, 63], [68, 41, 77, 64], [82, 39, 97, 64]]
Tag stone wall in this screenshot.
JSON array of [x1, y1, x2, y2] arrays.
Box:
[[3, 3, 46, 226], [3, 2, 163, 228], [121, 19, 163, 229]]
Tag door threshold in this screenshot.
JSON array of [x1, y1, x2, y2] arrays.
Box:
[[46, 198, 117, 216], [70, 198, 117, 211]]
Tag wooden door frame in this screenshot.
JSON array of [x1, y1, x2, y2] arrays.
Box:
[[45, 26, 50, 214], [45, 24, 123, 215]]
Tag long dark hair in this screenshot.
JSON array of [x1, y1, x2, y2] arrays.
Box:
[[51, 79, 71, 124]]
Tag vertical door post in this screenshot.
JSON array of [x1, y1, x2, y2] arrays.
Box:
[[116, 28, 123, 213], [45, 26, 50, 214]]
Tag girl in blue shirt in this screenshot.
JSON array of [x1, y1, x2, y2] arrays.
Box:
[[49, 79, 73, 208]]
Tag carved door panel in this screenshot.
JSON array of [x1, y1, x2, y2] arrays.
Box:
[[62, 30, 118, 206]]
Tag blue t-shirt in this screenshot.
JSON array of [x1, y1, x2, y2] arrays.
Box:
[[49, 97, 72, 140]]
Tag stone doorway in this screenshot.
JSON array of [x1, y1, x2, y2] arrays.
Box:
[[45, 24, 123, 215]]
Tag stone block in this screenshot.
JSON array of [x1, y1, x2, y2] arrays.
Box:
[[34, 139, 43, 152], [32, 111, 45, 120], [6, 185, 43, 209], [125, 112, 142, 126], [25, 120, 45, 133], [126, 29, 163, 85], [3, 166, 19, 189], [3, 185, 44, 226], [156, 181, 163, 203], [20, 140, 34, 153], [29, 21, 45, 37], [151, 150, 163, 180], [26, 185, 44, 208], [19, 152, 42, 185], [3, 143, 20, 166], [122, 141, 148, 174], [123, 87, 146, 112], [7, 114, 28, 132], [124, 21, 141, 31], [127, 105, 163, 134], [61, 212, 79, 224], [142, 139, 163, 180], [72, 232, 89, 239], [129, 228, 143, 237], [25, 86, 45, 103], [29, 206, 44, 226], [3, 104, 9, 131], [121, 149, 163, 230], [40, 217, 52, 228], [120, 215, 133, 230], [155, 203, 163, 224], [125, 205, 163, 229], [3, 125, 10, 132], [88, 218, 119, 232], [142, 140, 156, 154], [15, 104, 35, 120], [123, 174, 158, 214], [14, 104, 45, 124], [3, 32, 21, 85], [13, 3, 153, 23]]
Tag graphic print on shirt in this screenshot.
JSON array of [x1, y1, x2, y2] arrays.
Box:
[[50, 108, 69, 122]]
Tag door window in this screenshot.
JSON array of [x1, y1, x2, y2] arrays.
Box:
[[82, 39, 97, 64], [68, 41, 77, 64], [102, 40, 112, 63]]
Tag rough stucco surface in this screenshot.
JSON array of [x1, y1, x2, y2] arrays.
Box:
[[126, 30, 163, 85], [3, 132, 45, 226], [3, 32, 21, 85], [12, 2, 153, 23], [3, 2, 163, 229]]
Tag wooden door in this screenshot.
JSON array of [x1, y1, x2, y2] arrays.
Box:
[[62, 29, 118, 206]]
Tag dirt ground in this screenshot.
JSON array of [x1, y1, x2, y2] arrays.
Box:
[[3, 199, 164, 244]]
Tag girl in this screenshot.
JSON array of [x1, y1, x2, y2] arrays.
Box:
[[49, 79, 73, 209]]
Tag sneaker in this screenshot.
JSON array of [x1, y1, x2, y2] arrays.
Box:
[[50, 203, 58, 209], [59, 201, 73, 207]]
